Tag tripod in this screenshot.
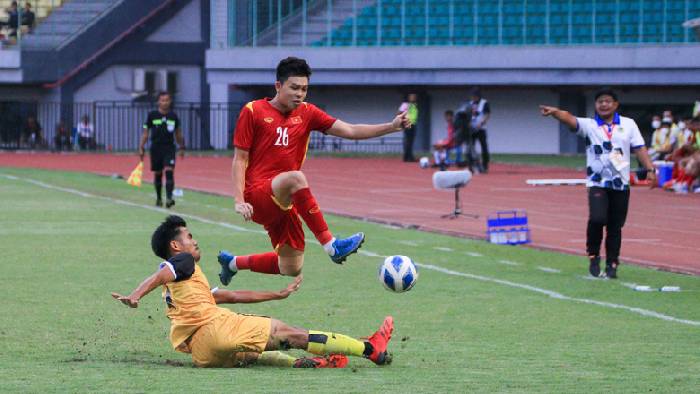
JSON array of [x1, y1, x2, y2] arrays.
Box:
[[441, 185, 479, 219]]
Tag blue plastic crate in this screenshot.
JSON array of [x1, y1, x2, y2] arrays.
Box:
[[486, 210, 531, 245]]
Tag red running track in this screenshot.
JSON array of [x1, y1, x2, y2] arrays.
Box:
[[2, 152, 699, 275]]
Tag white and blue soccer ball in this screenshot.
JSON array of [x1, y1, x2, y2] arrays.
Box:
[[379, 255, 418, 292]]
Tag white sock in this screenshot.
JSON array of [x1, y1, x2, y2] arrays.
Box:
[[228, 256, 237, 272], [323, 238, 336, 255]]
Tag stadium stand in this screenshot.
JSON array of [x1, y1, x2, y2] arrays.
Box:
[[302, 0, 700, 47], [0, 0, 63, 45]]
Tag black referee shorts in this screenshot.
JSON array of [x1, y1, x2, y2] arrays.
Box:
[[150, 146, 176, 172]]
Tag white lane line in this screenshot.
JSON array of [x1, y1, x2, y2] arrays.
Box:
[[497, 259, 520, 266], [466, 252, 483, 257], [418, 263, 700, 327], [434, 247, 454, 252], [536, 266, 561, 274], [6, 174, 700, 328]]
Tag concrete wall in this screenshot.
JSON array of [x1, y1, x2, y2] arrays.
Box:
[[301, 86, 560, 154], [146, 0, 202, 43], [74, 65, 202, 103]]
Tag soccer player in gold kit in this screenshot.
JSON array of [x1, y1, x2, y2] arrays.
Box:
[[112, 215, 393, 368]]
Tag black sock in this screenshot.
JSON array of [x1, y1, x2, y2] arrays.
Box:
[[165, 170, 174, 200], [154, 172, 163, 201]]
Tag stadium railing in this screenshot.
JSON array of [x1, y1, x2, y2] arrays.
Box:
[[215, 0, 700, 47], [0, 101, 404, 153]]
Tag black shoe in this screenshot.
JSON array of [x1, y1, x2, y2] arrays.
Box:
[[166, 199, 176, 209], [588, 256, 601, 277], [156, 199, 163, 207], [605, 261, 618, 279]]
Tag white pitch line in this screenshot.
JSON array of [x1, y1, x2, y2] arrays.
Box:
[[5, 174, 700, 328], [466, 252, 483, 257], [497, 259, 520, 266], [358, 250, 381, 257], [398, 240, 419, 247], [536, 266, 561, 274], [434, 247, 454, 252], [418, 263, 700, 327]]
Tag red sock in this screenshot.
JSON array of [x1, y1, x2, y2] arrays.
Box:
[[292, 187, 333, 245], [236, 252, 280, 275]]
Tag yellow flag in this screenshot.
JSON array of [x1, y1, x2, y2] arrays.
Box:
[[127, 161, 143, 187]]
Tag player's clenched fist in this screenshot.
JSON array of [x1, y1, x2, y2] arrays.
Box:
[[392, 111, 411, 130], [235, 201, 254, 221], [539, 105, 559, 116]]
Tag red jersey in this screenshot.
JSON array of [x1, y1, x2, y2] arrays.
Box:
[[233, 99, 336, 188]]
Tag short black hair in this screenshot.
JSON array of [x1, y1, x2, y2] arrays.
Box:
[[276, 57, 312, 83], [594, 88, 618, 102], [157, 91, 171, 100], [445, 110, 454, 116], [470, 87, 482, 98], [151, 215, 187, 260]]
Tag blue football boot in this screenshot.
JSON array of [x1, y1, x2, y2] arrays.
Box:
[[330, 232, 365, 264], [218, 250, 238, 285]]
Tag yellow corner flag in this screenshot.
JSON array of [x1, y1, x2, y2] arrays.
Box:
[[127, 161, 144, 187]]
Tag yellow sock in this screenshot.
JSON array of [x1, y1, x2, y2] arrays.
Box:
[[306, 330, 366, 357], [256, 351, 296, 368]]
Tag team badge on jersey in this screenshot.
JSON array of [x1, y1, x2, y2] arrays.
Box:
[[264, 117, 274, 123], [291, 116, 303, 124]]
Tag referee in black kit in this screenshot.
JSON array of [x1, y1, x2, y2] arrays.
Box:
[[138, 92, 185, 208]]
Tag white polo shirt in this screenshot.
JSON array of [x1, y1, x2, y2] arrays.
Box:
[[576, 113, 645, 190]]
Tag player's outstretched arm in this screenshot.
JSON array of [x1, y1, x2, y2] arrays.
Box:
[[111, 267, 175, 308], [539, 105, 578, 131], [325, 111, 411, 140], [213, 276, 302, 304]]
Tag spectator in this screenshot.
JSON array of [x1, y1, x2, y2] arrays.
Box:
[[432, 110, 459, 168], [21, 2, 35, 32], [77, 115, 95, 151], [398, 93, 418, 162], [21, 116, 43, 149], [54, 120, 71, 151], [674, 117, 694, 150], [648, 116, 674, 161], [4, 2, 18, 39], [468, 87, 491, 173]]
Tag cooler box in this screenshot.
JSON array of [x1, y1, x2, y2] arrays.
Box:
[[654, 161, 674, 188], [486, 210, 531, 245]]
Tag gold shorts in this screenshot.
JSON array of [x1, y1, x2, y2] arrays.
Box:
[[188, 310, 271, 368]]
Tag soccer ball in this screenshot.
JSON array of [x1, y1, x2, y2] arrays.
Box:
[[419, 157, 430, 169], [379, 255, 418, 292]]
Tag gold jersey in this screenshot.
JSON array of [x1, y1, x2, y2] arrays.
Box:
[[159, 253, 228, 351]]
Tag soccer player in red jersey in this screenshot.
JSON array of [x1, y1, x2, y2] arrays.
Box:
[[218, 57, 411, 281]]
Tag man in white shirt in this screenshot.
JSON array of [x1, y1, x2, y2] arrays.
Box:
[[540, 89, 655, 279]]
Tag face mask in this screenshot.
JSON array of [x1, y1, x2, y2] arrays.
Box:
[[662, 117, 673, 124], [660, 127, 669, 133], [651, 120, 661, 129], [678, 121, 686, 130]]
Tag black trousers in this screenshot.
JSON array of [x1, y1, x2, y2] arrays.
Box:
[[403, 125, 416, 162], [586, 187, 630, 264], [472, 128, 490, 171]]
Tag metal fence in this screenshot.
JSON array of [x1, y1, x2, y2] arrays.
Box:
[[0, 101, 231, 152], [0, 101, 405, 153], [217, 0, 700, 48]]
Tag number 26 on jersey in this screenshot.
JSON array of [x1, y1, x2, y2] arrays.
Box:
[[275, 127, 289, 146]]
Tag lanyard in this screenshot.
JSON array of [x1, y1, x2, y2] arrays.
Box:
[[602, 123, 614, 141]]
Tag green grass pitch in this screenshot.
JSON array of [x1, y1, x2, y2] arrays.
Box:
[[1, 168, 699, 393]]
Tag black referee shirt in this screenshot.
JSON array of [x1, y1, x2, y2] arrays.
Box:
[[143, 110, 180, 149]]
